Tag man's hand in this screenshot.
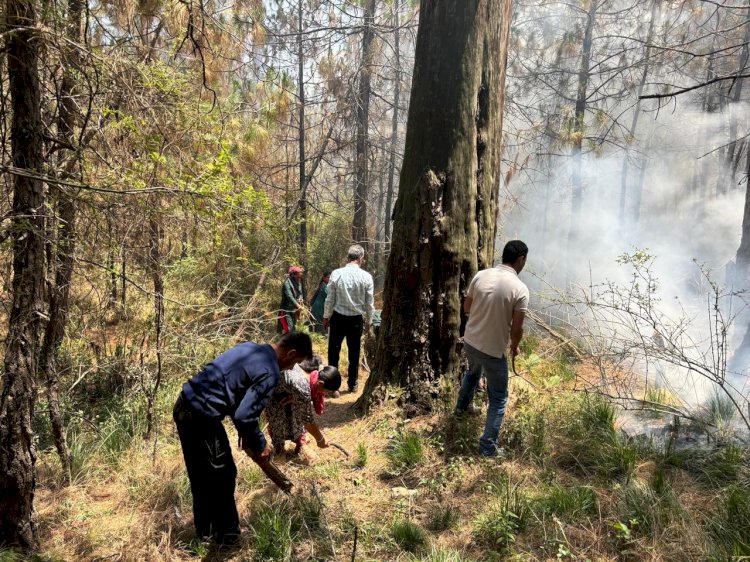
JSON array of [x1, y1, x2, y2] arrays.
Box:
[[249, 442, 274, 462], [323, 317, 329, 330], [511, 345, 521, 359]]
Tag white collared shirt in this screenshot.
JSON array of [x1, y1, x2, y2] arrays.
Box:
[[323, 262, 375, 322]]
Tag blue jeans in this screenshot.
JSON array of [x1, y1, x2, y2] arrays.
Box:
[[455, 343, 509, 456]]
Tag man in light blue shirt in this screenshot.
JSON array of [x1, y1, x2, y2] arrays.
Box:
[[323, 244, 375, 392]]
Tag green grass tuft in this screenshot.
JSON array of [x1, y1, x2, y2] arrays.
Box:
[[531, 483, 597, 522], [387, 430, 424, 472], [354, 441, 368, 467], [391, 519, 428, 553], [427, 504, 460, 532]]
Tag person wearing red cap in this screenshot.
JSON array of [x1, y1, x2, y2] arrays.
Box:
[[278, 266, 304, 333]]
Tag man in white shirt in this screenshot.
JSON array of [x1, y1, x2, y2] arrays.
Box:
[[455, 240, 530, 457], [323, 244, 375, 392]]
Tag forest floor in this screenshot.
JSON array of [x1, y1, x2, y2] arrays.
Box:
[[27, 336, 750, 562]]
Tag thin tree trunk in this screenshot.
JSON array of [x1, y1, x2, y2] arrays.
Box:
[[359, 0, 512, 414], [107, 218, 118, 308], [120, 244, 127, 310], [145, 212, 163, 440], [39, 0, 84, 485], [384, 0, 401, 246], [736, 152, 750, 277], [0, 0, 45, 547], [619, 0, 658, 224], [568, 0, 597, 261], [297, 0, 308, 275], [352, 0, 376, 247], [717, 3, 750, 195], [375, 155, 386, 287]]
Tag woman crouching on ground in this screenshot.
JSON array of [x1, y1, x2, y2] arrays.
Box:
[[266, 356, 341, 463]]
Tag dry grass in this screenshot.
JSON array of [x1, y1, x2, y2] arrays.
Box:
[[31, 338, 747, 562]]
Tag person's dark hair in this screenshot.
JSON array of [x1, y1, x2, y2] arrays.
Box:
[[276, 331, 313, 360], [502, 240, 529, 264], [300, 355, 323, 372], [318, 365, 342, 391]]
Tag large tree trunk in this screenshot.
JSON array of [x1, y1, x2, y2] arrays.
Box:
[[0, 0, 45, 547], [351, 0, 376, 247], [359, 0, 512, 415]]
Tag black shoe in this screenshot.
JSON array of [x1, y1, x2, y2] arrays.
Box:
[[349, 383, 359, 393]]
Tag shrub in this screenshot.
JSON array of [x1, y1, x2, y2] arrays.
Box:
[[387, 431, 424, 473], [708, 484, 750, 557], [409, 546, 473, 562], [671, 444, 747, 487], [553, 394, 640, 480], [474, 473, 530, 553], [293, 491, 323, 532], [355, 441, 368, 468], [502, 391, 547, 461], [531, 484, 597, 522], [250, 500, 301, 561], [617, 479, 684, 537], [427, 504, 460, 532], [391, 519, 428, 553]]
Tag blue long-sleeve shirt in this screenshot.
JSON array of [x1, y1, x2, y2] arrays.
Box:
[[181, 342, 280, 453]]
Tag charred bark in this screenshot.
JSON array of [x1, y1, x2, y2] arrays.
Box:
[[358, 0, 512, 415], [0, 0, 45, 547]]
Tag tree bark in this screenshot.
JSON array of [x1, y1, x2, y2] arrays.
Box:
[[352, 0, 376, 248], [359, 0, 512, 415], [384, 0, 401, 246], [145, 211, 163, 440], [736, 153, 750, 277], [39, 0, 84, 486], [0, 0, 45, 547]]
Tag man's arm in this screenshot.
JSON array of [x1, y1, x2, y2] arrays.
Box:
[[233, 371, 278, 454], [510, 309, 526, 358], [463, 296, 473, 314]]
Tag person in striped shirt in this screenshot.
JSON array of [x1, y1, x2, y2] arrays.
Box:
[[323, 244, 375, 392]]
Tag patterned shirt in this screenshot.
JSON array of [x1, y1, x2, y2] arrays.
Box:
[[323, 263, 375, 322], [266, 364, 314, 445]]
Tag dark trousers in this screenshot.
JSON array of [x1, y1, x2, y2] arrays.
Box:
[[328, 311, 363, 389], [173, 394, 240, 542]]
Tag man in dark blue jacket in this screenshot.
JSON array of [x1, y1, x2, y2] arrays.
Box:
[[173, 331, 313, 544]]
